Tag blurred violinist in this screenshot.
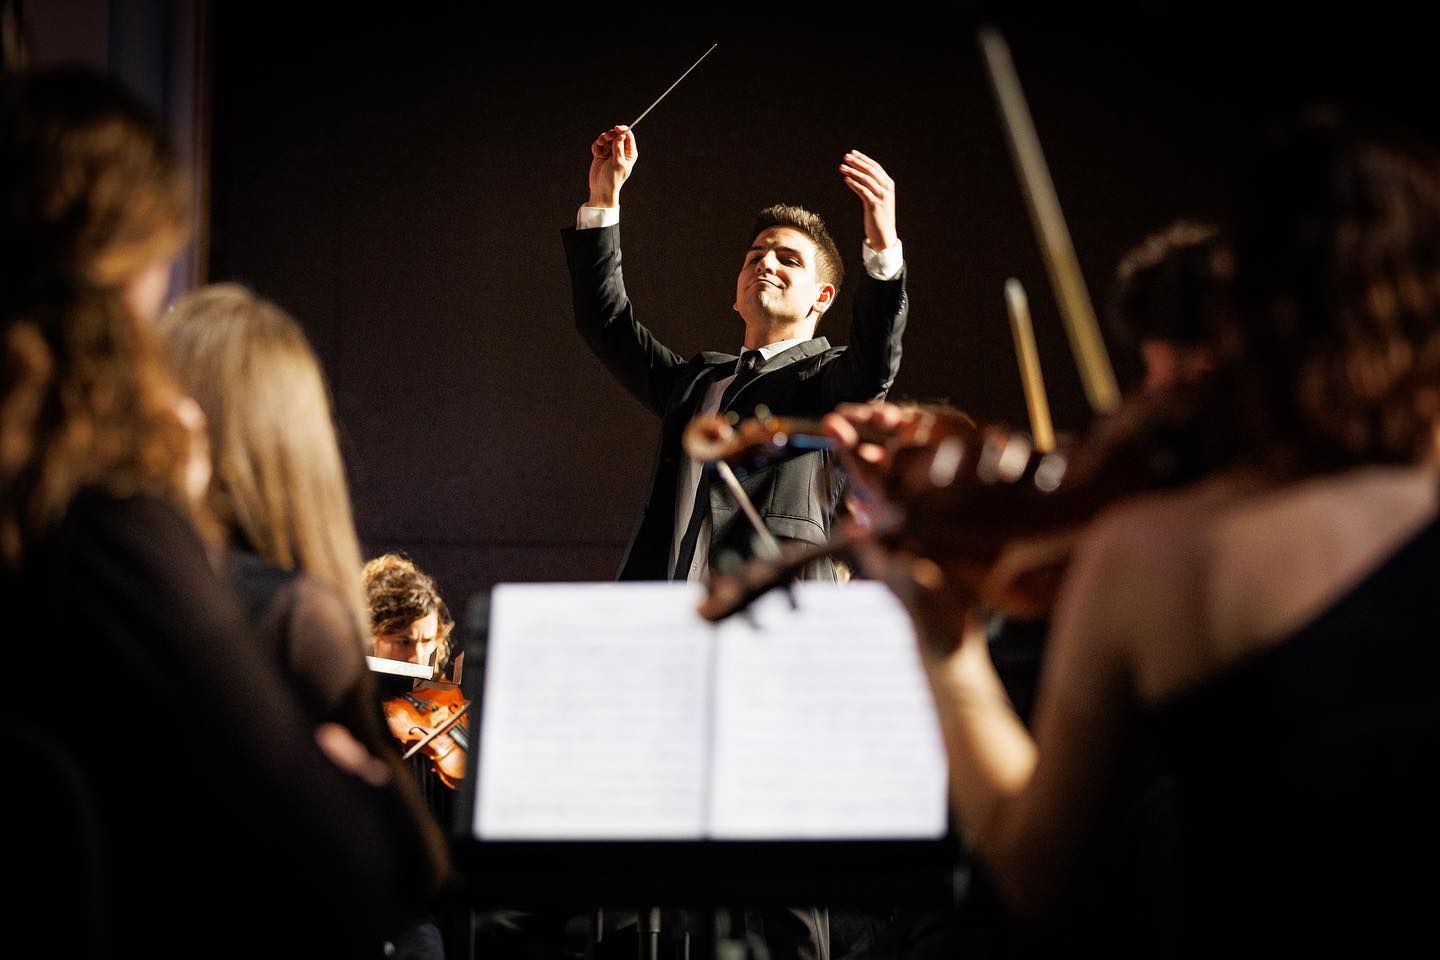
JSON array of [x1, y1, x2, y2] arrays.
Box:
[[827, 112, 1440, 955], [161, 285, 379, 716], [0, 66, 432, 957], [1106, 220, 1231, 396], [157, 282, 448, 958]]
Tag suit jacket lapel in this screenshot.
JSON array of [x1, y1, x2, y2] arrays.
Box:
[[720, 337, 830, 411], [688, 355, 737, 411], [662, 356, 736, 442]]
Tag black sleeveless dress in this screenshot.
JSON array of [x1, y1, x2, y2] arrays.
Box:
[[1154, 513, 1440, 955]]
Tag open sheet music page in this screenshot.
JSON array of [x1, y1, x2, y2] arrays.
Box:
[[475, 582, 712, 839], [473, 581, 946, 841], [709, 582, 948, 839]]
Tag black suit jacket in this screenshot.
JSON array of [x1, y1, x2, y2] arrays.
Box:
[[564, 224, 908, 580]]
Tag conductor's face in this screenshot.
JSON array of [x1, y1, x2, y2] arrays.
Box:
[[734, 226, 834, 333]]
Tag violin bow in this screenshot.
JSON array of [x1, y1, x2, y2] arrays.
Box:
[[401, 700, 472, 762], [1004, 277, 1057, 452], [714, 458, 785, 561], [979, 27, 1121, 416]]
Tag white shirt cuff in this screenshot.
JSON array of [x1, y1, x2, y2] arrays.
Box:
[[862, 239, 904, 281], [577, 205, 620, 230]]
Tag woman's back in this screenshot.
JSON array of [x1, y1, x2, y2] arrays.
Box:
[[1083, 467, 1440, 952], [3, 491, 408, 956], [1082, 464, 1440, 706]]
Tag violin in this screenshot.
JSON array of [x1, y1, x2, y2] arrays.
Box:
[[382, 679, 471, 790], [690, 385, 1219, 622]]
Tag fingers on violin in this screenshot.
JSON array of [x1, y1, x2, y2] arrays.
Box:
[[821, 411, 861, 447], [834, 400, 897, 423], [824, 418, 886, 467], [876, 403, 908, 427], [842, 401, 906, 429], [856, 442, 889, 466]]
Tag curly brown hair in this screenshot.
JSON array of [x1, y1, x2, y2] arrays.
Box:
[[1, 68, 193, 566], [1229, 110, 1440, 470], [362, 553, 453, 670]]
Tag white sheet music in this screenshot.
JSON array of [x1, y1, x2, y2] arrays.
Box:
[[473, 581, 947, 841], [709, 583, 948, 839], [475, 583, 713, 838]]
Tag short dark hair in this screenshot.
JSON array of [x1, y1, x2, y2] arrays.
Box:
[[1108, 221, 1232, 350], [751, 204, 844, 294]]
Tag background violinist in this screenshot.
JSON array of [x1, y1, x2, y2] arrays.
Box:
[[365, 551, 457, 679]]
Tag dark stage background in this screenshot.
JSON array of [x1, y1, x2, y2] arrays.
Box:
[[205, 9, 1438, 606]]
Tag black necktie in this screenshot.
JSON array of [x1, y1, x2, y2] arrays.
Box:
[[718, 348, 765, 412], [672, 351, 765, 579]]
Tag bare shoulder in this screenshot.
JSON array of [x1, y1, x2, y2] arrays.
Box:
[[1052, 472, 1262, 703], [1070, 473, 1246, 586], [1205, 464, 1440, 646], [1062, 465, 1440, 703]]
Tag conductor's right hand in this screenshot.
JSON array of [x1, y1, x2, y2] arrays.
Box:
[[588, 125, 637, 208]]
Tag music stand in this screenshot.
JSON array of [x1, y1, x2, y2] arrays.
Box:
[[450, 584, 963, 958]]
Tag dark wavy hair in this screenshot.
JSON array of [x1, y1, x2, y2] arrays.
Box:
[[1109, 221, 1232, 351], [1228, 110, 1440, 470], [1, 68, 193, 565], [751, 204, 845, 295]]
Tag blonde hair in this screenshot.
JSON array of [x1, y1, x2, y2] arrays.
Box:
[[1, 68, 194, 565], [156, 284, 369, 646]]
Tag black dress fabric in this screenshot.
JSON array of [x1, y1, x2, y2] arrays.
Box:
[[227, 548, 450, 958], [0, 492, 423, 957], [1153, 513, 1440, 956]]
